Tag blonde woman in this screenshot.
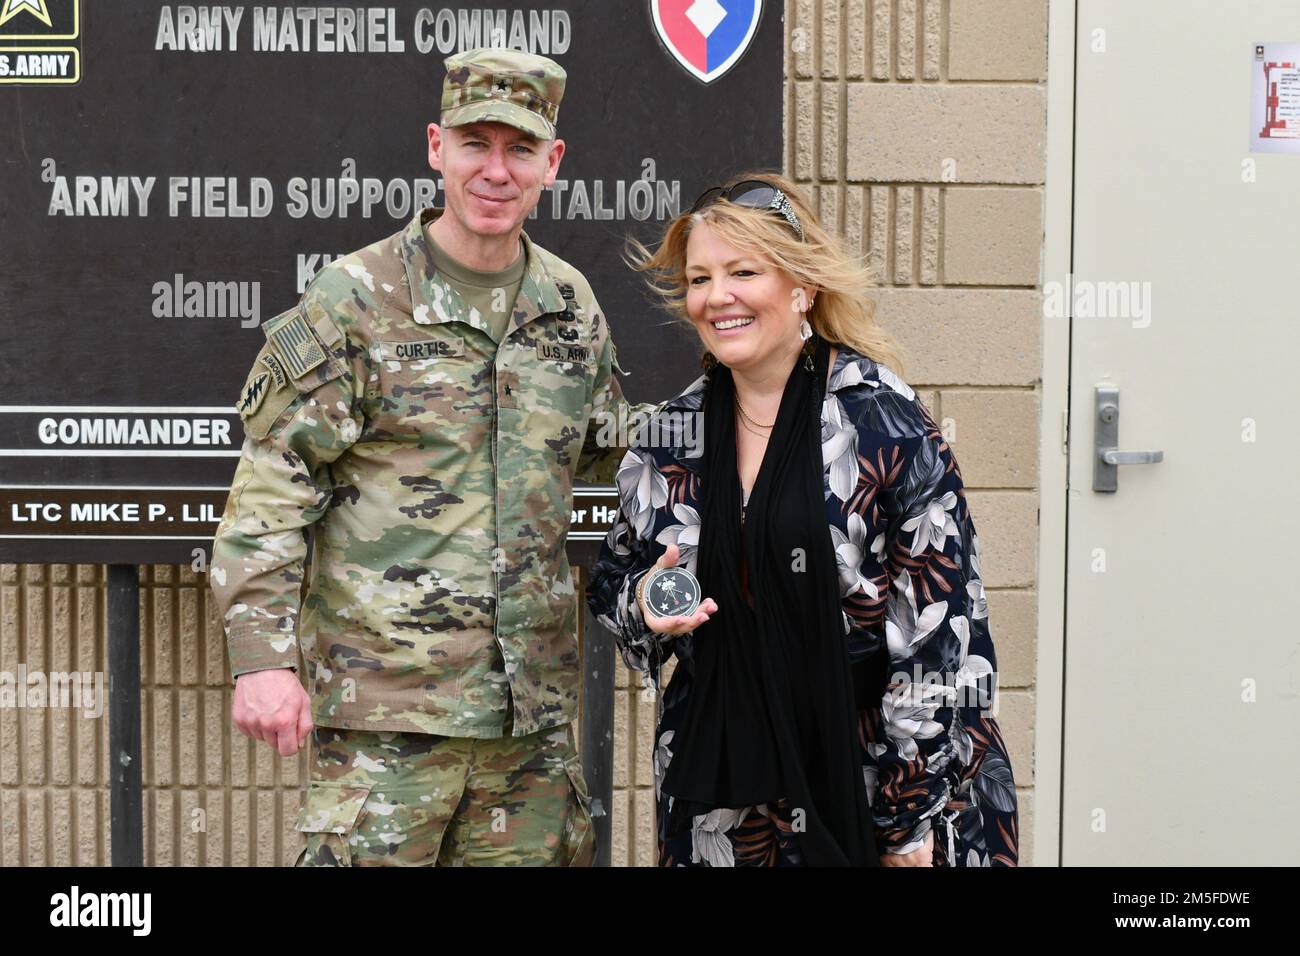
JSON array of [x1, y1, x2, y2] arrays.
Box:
[[587, 173, 1019, 867]]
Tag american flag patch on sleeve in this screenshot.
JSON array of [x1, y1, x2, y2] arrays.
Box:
[[266, 309, 326, 380]]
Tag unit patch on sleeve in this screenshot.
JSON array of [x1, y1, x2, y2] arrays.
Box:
[[236, 372, 271, 418], [259, 351, 288, 388]]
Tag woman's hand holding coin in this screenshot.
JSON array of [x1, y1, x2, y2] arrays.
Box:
[[637, 544, 719, 635]]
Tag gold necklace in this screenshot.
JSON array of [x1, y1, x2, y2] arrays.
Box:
[[736, 412, 769, 439], [734, 395, 774, 430]]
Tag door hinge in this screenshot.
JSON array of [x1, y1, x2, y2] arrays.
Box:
[[1061, 408, 1069, 455]]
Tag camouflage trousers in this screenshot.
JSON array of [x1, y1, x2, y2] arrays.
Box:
[[293, 718, 595, 866]]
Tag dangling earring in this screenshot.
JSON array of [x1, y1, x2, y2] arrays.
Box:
[[800, 318, 815, 371], [800, 292, 817, 369]]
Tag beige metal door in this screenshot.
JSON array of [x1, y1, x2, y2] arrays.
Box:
[[1063, 0, 1300, 864]]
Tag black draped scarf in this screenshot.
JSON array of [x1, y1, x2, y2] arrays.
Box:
[[659, 336, 881, 866]]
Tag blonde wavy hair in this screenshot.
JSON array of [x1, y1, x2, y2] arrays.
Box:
[[625, 170, 904, 376]]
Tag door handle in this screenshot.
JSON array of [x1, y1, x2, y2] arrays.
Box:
[[1093, 386, 1164, 493], [1101, 450, 1163, 465]]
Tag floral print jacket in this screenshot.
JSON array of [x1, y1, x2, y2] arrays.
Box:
[[586, 346, 1020, 866]]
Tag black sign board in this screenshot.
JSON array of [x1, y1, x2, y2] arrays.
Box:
[[0, 0, 781, 563]]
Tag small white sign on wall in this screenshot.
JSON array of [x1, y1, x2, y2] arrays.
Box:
[[1250, 41, 1300, 153]]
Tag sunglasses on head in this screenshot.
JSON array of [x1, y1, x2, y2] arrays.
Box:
[[689, 179, 806, 242]]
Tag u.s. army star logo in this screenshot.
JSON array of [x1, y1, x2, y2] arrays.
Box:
[[236, 373, 270, 418], [0, 0, 80, 84], [0, 0, 52, 29]]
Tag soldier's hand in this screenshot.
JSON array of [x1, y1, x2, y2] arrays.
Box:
[[232, 668, 313, 757], [637, 543, 718, 636]]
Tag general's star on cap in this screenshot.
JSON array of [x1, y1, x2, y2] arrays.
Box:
[[0, 0, 53, 29]]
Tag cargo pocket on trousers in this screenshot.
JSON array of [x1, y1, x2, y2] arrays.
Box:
[[560, 752, 596, 867], [293, 781, 373, 867]]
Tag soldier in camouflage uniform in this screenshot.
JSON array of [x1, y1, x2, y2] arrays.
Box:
[[210, 48, 639, 866]]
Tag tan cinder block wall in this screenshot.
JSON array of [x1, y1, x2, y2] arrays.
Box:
[[0, 564, 304, 865], [0, 0, 1048, 866]]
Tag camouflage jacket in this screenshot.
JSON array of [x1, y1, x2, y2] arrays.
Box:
[[211, 206, 637, 738]]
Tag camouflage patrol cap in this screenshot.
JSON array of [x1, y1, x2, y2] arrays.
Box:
[[440, 48, 566, 140]]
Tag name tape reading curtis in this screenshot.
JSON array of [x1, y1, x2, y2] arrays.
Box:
[[378, 338, 465, 361]]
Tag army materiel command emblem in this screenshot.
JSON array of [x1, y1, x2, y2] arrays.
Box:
[[642, 566, 702, 619], [651, 0, 762, 85]]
